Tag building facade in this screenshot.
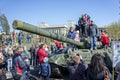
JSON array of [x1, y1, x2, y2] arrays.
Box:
[[38, 23, 68, 43]]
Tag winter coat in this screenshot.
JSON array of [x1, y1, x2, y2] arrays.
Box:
[[68, 31, 75, 40], [30, 46, 36, 53], [67, 61, 87, 80], [74, 31, 80, 42], [100, 33, 109, 45], [55, 41, 63, 49], [40, 62, 51, 77], [18, 33, 24, 40], [88, 24, 99, 37], [78, 17, 86, 27], [37, 48, 48, 63], [1, 50, 8, 59], [85, 17, 91, 26], [12, 53, 26, 75], [21, 50, 31, 60], [21, 50, 31, 65]]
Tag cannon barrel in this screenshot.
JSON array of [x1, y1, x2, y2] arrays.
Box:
[[12, 20, 84, 48]]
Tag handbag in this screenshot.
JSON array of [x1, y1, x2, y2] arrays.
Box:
[[104, 68, 110, 80]]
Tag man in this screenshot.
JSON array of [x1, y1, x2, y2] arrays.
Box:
[[18, 32, 24, 45], [67, 54, 87, 80], [78, 15, 87, 36], [29, 44, 36, 66], [88, 20, 99, 50]]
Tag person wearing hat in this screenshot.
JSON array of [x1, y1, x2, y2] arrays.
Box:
[[12, 46, 27, 80]]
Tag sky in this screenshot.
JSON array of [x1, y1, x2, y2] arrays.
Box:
[[0, 0, 119, 31]]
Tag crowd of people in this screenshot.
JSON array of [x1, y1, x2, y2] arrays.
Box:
[[0, 14, 114, 80], [67, 53, 112, 80], [68, 14, 110, 50], [0, 42, 113, 80], [2, 30, 32, 46]]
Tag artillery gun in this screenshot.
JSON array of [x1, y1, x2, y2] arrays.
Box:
[[12, 20, 112, 79]]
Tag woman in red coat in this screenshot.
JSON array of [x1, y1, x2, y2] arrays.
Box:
[[37, 44, 48, 63]]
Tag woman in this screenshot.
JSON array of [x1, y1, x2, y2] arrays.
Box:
[[87, 53, 112, 80], [37, 44, 48, 64]]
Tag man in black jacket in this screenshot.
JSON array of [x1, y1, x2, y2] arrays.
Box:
[[67, 54, 87, 80]]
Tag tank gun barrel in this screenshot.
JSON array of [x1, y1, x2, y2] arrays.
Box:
[[12, 20, 84, 48]]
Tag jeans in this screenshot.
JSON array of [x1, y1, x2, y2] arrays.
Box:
[[27, 38, 31, 43], [90, 36, 96, 49], [30, 52, 37, 66], [7, 58, 12, 71], [18, 39, 22, 45]]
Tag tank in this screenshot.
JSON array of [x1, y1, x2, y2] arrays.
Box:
[[12, 20, 112, 79]]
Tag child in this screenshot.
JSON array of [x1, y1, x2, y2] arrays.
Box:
[[100, 32, 109, 49], [40, 57, 51, 80]]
